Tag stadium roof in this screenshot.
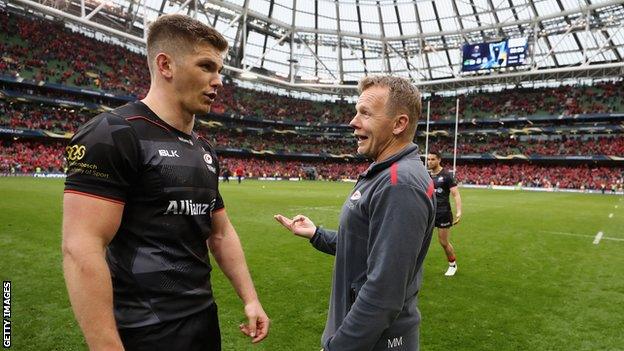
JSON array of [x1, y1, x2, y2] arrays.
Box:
[[8, 0, 624, 94]]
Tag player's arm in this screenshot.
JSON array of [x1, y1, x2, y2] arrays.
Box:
[[208, 210, 269, 343], [62, 193, 124, 351], [274, 214, 337, 255], [450, 185, 462, 224], [324, 184, 433, 351]]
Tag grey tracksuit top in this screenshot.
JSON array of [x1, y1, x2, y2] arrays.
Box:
[[311, 143, 436, 351]]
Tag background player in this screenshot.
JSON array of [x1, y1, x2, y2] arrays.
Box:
[[427, 151, 462, 276]]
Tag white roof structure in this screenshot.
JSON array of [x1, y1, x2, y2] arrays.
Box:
[[7, 0, 624, 94]]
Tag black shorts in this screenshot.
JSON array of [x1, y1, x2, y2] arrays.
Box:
[[119, 304, 221, 351], [435, 209, 453, 228]]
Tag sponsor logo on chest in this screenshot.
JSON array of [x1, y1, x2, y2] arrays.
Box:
[[164, 199, 216, 216]]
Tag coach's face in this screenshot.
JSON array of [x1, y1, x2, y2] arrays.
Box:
[[350, 86, 395, 161], [174, 43, 224, 115]]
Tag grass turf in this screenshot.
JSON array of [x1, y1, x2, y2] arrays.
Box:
[[1, 178, 623, 350]]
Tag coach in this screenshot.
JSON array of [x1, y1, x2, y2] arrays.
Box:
[[276, 76, 435, 351]]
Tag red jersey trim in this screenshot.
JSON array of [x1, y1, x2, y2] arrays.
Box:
[[426, 180, 435, 199], [126, 116, 170, 132], [390, 163, 398, 185], [64, 190, 125, 205]]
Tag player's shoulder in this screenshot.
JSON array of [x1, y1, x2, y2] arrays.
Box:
[[107, 101, 162, 128], [440, 168, 454, 179], [72, 106, 137, 142], [83, 102, 148, 127], [195, 134, 217, 152]]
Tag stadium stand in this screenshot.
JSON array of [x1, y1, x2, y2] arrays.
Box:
[[0, 8, 622, 190]]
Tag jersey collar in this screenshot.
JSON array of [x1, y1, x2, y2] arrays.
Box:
[[359, 143, 419, 179]]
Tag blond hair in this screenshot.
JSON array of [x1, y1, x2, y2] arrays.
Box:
[[146, 14, 228, 76], [358, 75, 421, 137]]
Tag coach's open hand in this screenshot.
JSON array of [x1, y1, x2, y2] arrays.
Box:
[[239, 300, 270, 343], [274, 214, 316, 239]]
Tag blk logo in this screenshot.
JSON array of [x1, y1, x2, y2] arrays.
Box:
[[159, 150, 179, 158]]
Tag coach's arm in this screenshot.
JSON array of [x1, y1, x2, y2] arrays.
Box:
[[62, 193, 125, 351], [208, 210, 270, 343]]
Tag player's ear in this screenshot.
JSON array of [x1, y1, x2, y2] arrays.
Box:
[[154, 52, 174, 79]]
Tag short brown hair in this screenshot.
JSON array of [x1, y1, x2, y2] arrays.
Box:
[[146, 14, 228, 75], [358, 75, 421, 137], [429, 151, 442, 160]]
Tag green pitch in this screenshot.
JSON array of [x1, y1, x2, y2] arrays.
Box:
[[1, 178, 623, 350]]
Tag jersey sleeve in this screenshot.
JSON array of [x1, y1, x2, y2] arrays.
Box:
[[212, 149, 225, 211], [447, 171, 457, 188], [309, 227, 337, 256], [64, 114, 141, 204]]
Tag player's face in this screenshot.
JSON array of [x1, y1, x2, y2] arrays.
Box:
[[350, 86, 396, 161], [427, 154, 440, 170], [173, 43, 224, 115]]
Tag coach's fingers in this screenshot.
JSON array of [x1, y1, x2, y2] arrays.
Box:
[[292, 214, 308, 225], [453, 216, 461, 225], [274, 214, 293, 229]]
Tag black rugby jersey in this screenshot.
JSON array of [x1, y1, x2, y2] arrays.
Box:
[[64, 101, 224, 328], [430, 168, 456, 211]]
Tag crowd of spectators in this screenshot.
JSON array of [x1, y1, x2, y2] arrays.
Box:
[[1, 9, 149, 97], [457, 163, 623, 190], [0, 140, 65, 173], [219, 157, 369, 180], [2, 99, 623, 156], [0, 100, 88, 132], [0, 140, 368, 179], [2, 10, 623, 189], [427, 135, 624, 156], [2, 140, 622, 191], [207, 130, 354, 154], [427, 82, 624, 121], [2, 9, 623, 126]]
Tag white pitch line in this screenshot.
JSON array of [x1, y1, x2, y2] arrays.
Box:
[[609, 213, 614, 218], [539, 230, 624, 242], [593, 232, 604, 245]]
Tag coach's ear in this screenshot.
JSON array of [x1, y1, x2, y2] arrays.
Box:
[[392, 114, 409, 136]]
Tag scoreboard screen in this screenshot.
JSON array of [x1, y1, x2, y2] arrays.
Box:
[[461, 38, 528, 72]]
